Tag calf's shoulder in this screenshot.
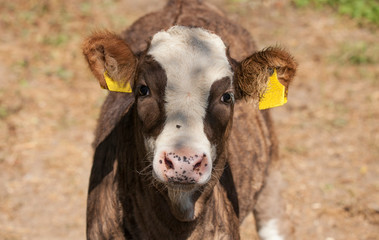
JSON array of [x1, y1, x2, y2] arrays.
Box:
[[228, 101, 277, 221]]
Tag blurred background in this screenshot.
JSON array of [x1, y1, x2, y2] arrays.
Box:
[[0, 0, 378, 239]]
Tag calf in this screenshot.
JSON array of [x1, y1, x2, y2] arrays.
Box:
[[83, 0, 297, 239]]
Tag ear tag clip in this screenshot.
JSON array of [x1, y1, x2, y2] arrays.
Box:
[[259, 68, 287, 110], [103, 71, 132, 93]]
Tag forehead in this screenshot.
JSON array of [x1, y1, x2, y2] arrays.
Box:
[[145, 27, 233, 149], [147, 26, 232, 87]]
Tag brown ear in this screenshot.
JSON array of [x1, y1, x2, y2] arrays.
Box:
[[234, 47, 297, 100], [82, 31, 136, 89]]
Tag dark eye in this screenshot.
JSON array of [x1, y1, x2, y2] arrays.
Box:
[[221, 92, 234, 104], [138, 85, 150, 96]]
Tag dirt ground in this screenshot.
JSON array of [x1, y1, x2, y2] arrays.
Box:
[[0, 0, 378, 239]]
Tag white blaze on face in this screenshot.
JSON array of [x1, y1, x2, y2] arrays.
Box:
[[148, 26, 232, 184]]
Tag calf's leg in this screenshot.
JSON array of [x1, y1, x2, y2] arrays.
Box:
[[254, 166, 293, 240]]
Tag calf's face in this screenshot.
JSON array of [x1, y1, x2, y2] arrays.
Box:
[[83, 26, 297, 220], [143, 27, 234, 187]]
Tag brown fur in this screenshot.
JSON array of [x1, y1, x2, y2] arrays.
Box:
[[235, 47, 298, 101], [84, 0, 297, 239], [134, 56, 167, 137], [82, 31, 137, 89]]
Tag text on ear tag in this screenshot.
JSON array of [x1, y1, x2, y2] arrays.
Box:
[[103, 71, 132, 93], [259, 68, 287, 110]]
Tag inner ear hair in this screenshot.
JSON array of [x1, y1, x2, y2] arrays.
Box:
[[235, 46, 297, 100], [82, 31, 136, 89]]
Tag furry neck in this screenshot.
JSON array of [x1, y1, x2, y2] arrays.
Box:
[[114, 106, 235, 238]]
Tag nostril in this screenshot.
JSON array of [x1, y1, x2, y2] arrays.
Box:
[[165, 157, 174, 170], [193, 160, 202, 171]]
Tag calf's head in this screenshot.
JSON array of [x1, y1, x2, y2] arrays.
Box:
[[83, 26, 297, 221]]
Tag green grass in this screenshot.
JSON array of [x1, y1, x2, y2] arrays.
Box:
[[331, 41, 379, 65], [293, 0, 379, 26], [0, 106, 9, 119], [57, 66, 73, 82], [42, 34, 70, 46]]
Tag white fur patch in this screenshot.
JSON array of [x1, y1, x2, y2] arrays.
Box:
[[148, 26, 232, 184], [259, 219, 284, 240]]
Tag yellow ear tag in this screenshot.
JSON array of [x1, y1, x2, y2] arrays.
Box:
[[103, 71, 132, 93], [259, 68, 287, 110]]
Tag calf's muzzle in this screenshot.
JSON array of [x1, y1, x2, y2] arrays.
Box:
[[156, 150, 210, 185]]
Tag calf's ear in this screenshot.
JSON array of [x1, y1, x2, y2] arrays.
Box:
[[82, 31, 136, 92], [234, 47, 297, 107]]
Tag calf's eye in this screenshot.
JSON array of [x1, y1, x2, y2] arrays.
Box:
[[138, 85, 150, 96], [221, 92, 234, 104]]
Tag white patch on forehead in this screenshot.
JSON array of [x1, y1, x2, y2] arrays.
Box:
[[148, 26, 232, 88], [148, 26, 232, 155]]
